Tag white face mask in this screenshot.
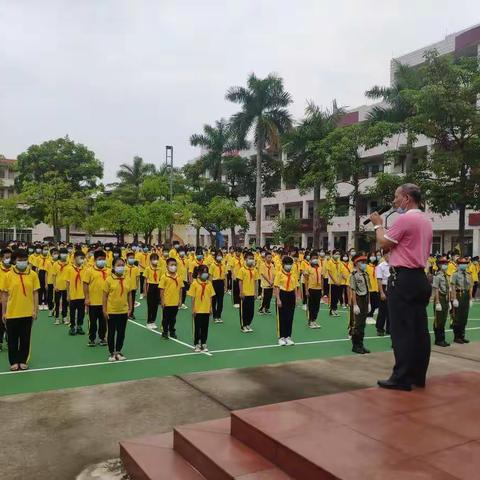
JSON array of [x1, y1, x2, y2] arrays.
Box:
[[76, 258, 84, 266], [168, 265, 177, 273], [151, 260, 159, 266]]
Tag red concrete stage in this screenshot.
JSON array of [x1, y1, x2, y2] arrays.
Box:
[[120, 371, 480, 479]]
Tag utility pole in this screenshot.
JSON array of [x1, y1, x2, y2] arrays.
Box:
[[165, 145, 174, 244]]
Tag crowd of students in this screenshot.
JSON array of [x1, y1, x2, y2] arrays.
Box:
[[0, 241, 477, 371]]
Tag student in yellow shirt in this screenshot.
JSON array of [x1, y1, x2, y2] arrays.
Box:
[[230, 248, 244, 308], [46, 247, 59, 317], [188, 248, 205, 284], [226, 246, 234, 294], [136, 246, 150, 298], [65, 250, 87, 336], [177, 248, 189, 309], [469, 256, 479, 300], [210, 250, 227, 324], [125, 251, 140, 319], [52, 248, 70, 324], [340, 253, 353, 309], [366, 253, 379, 320], [327, 251, 343, 316], [303, 251, 323, 329], [274, 256, 301, 346], [238, 251, 259, 333], [144, 253, 162, 329], [83, 250, 109, 347], [0, 248, 13, 352], [159, 258, 183, 339], [187, 265, 215, 352], [36, 245, 51, 310], [0, 249, 40, 371], [258, 251, 275, 314], [103, 257, 133, 362]]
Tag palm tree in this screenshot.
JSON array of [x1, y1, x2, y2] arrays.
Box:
[[226, 73, 292, 246], [116, 156, 156, 205], [190, 119, 238, 182]]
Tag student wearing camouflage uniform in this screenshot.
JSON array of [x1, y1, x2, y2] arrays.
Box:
[[432, 257, 450, 347], [450, 257, 472, 345], [348, 255, 371, 354]]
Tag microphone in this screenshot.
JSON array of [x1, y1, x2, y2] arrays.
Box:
[[363, 205, 391, 225]]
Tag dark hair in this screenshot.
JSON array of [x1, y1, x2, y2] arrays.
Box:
[[166, 257, 177, 265], [94, 250, 106, 260], [1, 248, 12, 257], [113, 256, 125, 267], [150, 253, 159, 261], [282, 255, 294, 266], [74, 250, 84, 258], [12, 249, 28, 262], [59, 248, 68, 255]]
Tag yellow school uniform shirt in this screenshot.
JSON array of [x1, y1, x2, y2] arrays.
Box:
[[188, 259, 205, 274], [258, 262, 275, 289], [468, 263, 478, 283], [47, 260, 57, 285], [135, 252, 150, 272], [305, 264, 323, 290], [53, 261, 70, 290], [274, 269, 298, 292], [0, 267, 40, 319], [103, 274, 132, 314], [237, 266, 259, 296], [168, 248, 179, 259], [37, 255, 51, 272], [30, 254, 42, 269], [66, 265, 86, 300], [341, 261, 353, 286], [177, 256, 188, 282], [446, 261, 457, 279], [366, 264, 379, 292], [230, 256, 244, 278], [299, 259, 310, 284], [326, 259, 343, 285], [83, 267, 110, 306], [0, 265, 12, 288], [210, 261, 227, 281], [126, 264, 140, 287], [159, 273, 182, 306], [187, 279, 215, 314], [144, 265, 163, 285]]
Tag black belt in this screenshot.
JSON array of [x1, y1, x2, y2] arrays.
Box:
[[390, 267, 424, 273]]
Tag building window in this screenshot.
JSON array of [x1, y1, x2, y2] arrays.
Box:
[[432, 236, 441, 254], [0, 228, 32, 243]]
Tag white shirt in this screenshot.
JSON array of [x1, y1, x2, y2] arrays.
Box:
[[375, 261, 390, 286]]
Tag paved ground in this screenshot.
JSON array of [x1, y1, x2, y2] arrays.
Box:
[[1, 342, 480, 480]]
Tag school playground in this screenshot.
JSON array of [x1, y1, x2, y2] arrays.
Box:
[[1, 298, 480, 397]]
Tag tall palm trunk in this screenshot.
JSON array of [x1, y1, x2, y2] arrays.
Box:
[[195, 227, 200, 248], [255, 141, 263, 247], [230, 226, 236, 248], [313, 182, 321, 249]]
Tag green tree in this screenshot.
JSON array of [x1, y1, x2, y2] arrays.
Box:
[[0, 196, 34, 230], [115, 156, 156, 205], [190, 119, 240, 181], [273, 216, 300, 246], [226, 73, 293, 245]]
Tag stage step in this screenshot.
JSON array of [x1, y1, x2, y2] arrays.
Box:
[[173, 418, 292, 479], [120, 432, 206, 480]]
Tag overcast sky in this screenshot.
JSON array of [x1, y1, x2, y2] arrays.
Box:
[[0, 0, 478, 182]]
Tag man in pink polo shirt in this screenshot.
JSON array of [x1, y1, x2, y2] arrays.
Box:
[[369, 184, 433, 391]]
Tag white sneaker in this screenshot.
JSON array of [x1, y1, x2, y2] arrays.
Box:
[[214, 318, 223, 324], [313, 322, 321, 329], [108, 355, 117, 362], [233, 304, 240, 309], [278, 337, 287, 346], [332, 311, 340, 317], [302, 304, 308, 311], [181, 304, 188, 310], [247, 325, 254, 332], [202, 345, 209, 352], [285, 337, 295, 346], [116, 353, 127, 361], [343, 304, 348, 309], [194, 344, 202, 352], [54, 318, 61, 325], [147, 323, 155, 330], [139, 294, 144, 300], [257, 296, 262, 300], [63, 318, 69, 325], [151, 324, 158, 329], [308, 322, 316, 329], [227, 291, 232, 295], [241, 326, 249, 333], [48, 310, 53, 317]]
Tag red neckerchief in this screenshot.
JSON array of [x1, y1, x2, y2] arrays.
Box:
[[247, 267, 254, 281], [128, 265, 134, 278], [73, 266, 82, 290], [181, 258, 185, 266], [113, 274, 124, 295], [199, 280, 207, 300], [168, 274, 178, 287], [266, 263, 272, 280], [284, 270, 291, 290], [14, 267, 28, 296], [152, 268, 158, 283], [314, 266, 320, 284], [343, 261, 351, 273], [94, 266, 107, 280], [236, 257, 242, 268], [60, 262, 67, 272], [42, 257, 47, 267], [216, 262, 222, 278], [1, 266, 10, 273]]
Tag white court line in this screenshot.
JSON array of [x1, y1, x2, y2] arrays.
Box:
[[3, 326, 480, 376], [128, 319, 213, 357]]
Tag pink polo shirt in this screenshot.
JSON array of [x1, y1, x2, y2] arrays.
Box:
[[384, 209, 432, 269]]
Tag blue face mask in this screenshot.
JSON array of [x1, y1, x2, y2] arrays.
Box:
[[197, 255, 204, 261], [459, 264, 468, 271], [96, 259, 106, 268], [359, 263, 367, 272], [115, 266, 125, 275], [127, 258, 135, 265], [16, 261, 28, 271], [200, 272, 209, 281]]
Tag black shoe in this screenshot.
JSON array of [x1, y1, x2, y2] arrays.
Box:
[[131, 314, 136, 319], [362, 346, 371, 354], [435, 340, 450, 347], [76, 327, 85, 335], [265, 310, 271, 314], [377, 379, 412, 391], [170, 332, 177, 339], [462, 338, 470, 344], [162, 332, 169, 340], [69, 328, 76, 336], [99, 339, 107, 346], [377, 330, 385, 336], [352, 345, 365, 354], [87, 340, 96, 347], [454, 338, 465, 344]]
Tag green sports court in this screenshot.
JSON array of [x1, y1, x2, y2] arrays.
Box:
[[2, 297, 479, 397]]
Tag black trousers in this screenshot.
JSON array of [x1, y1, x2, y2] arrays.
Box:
[[182, 281, 189, 304], [89, 305, 106, 342], [54, 290, 69, 319], [146, 285, 160, 324], [376, 287, 389, 333], [232, 279, 240, 305], [473, 281, 478, 300], [329, 284, 341, 312], [70, 299, 85, 327], [308, 288, 322, 322], [277, 290, 296, 338], [368, 291, 380, 317], [258, 279, 262, 298], [227, 271, 232, 291], [240, 296, 255, 327], [260, 287, 273, 311], [323, 278, 329, 295], [341, 285, 348, 305], [302, 284, 308, 305], [162, 306, 178, 334], [107, 313, 127, 354], [47, 284, 54, 311], [212, 280, 225, 319], [0, 305, 6, 344], [6, 317, 32, 365], [139, 273, 145, 294], [38, 269, 47, 305], [194, 313, 209, 345], [387, 269, 431, 386], [130, 289, 137, 316]]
